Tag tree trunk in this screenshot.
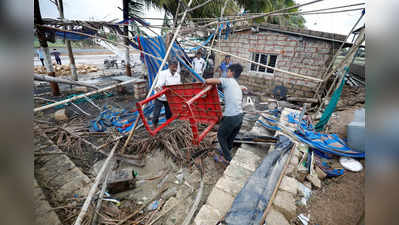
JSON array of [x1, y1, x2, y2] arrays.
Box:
[[34, 0, 60, 96], [123, 0, 132, 76], [56, 0, 78, 81]]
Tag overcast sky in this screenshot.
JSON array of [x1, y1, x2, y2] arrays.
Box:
[[39, 0, 365, 36]]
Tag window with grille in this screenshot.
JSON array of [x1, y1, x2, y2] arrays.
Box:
[[250, 53, 278, 74]]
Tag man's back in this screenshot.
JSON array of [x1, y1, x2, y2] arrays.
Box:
[[220, 77, 243, 116]]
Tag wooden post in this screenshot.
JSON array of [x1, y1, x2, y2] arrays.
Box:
[[123, 0, 132, 76], [34, 0, 60, 96], [56, 0, 78, 81]]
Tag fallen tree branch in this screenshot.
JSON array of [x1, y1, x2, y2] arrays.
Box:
[[34, 74, 99, 89]]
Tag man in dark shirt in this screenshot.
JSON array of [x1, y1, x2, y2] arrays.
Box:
[[51, 49, 62, 65]]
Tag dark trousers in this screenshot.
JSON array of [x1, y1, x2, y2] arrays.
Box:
[[217, 114, 243, 161], [40, 58, 45, 66], [56, 57, 62, 65], [152, 99, 172, 127]]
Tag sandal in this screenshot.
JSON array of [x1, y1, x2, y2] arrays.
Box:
[[213, 154, 229, 165]]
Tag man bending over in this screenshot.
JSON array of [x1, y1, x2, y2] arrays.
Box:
[[205, 63, 244, 162]]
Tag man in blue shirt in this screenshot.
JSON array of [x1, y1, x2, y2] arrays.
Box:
[[216, 55, 232, 78], [36, 48, 45, 66], [206, 63, 245, 163]]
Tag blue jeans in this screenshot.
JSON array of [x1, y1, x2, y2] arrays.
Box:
[[152, 99, 172, 127], [217, 114, 243, 161]]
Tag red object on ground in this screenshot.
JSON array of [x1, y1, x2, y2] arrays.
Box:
[[136, 83, 222, 145]]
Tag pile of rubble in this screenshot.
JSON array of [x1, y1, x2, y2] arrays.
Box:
[[34, 64, 99, 76]]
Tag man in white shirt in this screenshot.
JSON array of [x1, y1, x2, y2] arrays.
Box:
[[152, 59, 181, 128], [192, 51, 206, 79]]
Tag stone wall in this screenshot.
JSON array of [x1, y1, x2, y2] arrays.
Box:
[[216, 30, 338, 99]]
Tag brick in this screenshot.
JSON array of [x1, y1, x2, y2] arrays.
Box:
[[305, 47, 316, 53], [273, 190, 297, 219], [318, 48, 330, 54], [207, 188, 235, 216], [279, 176, 298, 195], [193, 204, 222, 225], [265, 207, 290, 225]]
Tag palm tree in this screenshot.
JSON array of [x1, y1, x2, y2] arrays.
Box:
[[235, 0, 306, 28]]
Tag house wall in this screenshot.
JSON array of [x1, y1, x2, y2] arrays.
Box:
[[216, 30, 338, 100]]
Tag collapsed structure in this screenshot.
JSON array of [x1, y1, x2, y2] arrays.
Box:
[[33, 1, 366, 225]]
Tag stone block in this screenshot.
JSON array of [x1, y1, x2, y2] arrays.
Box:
[[224, 163, 253, 180], [273, 190, 297, 220], [207, 187, 235, 216], [286, 164, 296, 177], [265, 207, 290, 225], [193, 204, 222, 225], [230, 148, 261, 172], [215, 175, 247, 196], [54, 109, 68, 121], [306, 174, 321, 189], [279, 176, 298, 195]]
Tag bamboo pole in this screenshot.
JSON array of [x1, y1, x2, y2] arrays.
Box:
[[119, 0, 194, 154], [177, 34, 323, 82], [37, 25, 165, 63], [33, 74, 99, 89], [181, 178, 204, 225], [178, 0, 213, 16], [34, 78, 141, 112], [315, 28, 365, 114], [181, 0, 324, 33], [73, 140, 120, 225], [314, 11, 364, 96]]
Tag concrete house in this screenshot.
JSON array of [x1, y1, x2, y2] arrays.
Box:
[[216, 23, 347, 99]]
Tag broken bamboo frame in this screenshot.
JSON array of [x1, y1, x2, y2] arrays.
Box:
[[34, 74, 99, 89], [73, 140, 120, 225], [177, 34, 323, 82], [120, 0, 194, 153], [258, 143, 296, 225]]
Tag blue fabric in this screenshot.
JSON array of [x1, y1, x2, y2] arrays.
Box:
[[189, 33, 214, 51], [54, 28, 96, 41], [257, 112, 365, 158]]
